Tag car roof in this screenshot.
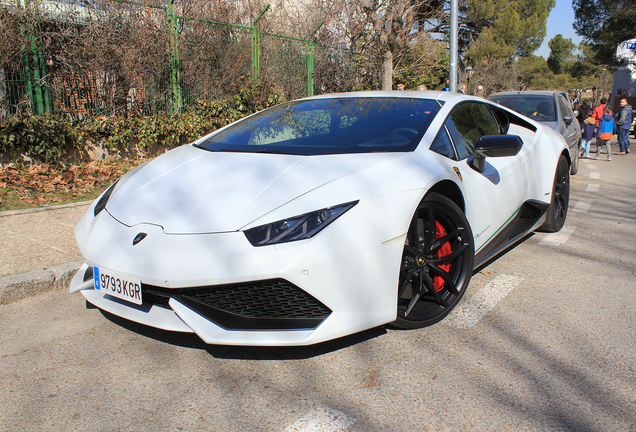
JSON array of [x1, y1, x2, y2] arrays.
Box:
[[304, 90, 483, 104], [488, 90, 567, 99]]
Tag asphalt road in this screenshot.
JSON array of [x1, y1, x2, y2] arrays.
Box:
[[1, 153, 635, 432]]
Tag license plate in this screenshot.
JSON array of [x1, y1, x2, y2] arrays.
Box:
[[94, 266, 143, 305]]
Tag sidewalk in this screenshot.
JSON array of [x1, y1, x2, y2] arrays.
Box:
[[0, 201, 91, 305]]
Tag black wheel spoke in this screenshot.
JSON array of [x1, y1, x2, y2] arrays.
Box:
[[427, 266, 459, 296], [404, 276, 422, 317], [424, 206, 436, 246], [429, 243, 469, 265], [428, 227, 463, 254], [398, 269, 415, 298], [404, 244, 418, 256], [420, 271, 449, 307]]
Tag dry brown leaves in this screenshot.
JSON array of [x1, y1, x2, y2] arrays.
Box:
[[0, 159, 148, 209]]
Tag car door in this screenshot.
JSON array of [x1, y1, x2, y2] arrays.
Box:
[[429, 101, 531, 253], [556, 93, 580, 149]]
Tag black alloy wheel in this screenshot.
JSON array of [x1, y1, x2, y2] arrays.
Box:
[[539, 154, 570, 233], [393, 193, 474, 329]]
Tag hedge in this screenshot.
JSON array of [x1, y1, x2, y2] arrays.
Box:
[[0, 88, 282, 165]]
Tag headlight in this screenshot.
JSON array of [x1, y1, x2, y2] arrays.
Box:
[[94, 180, 119, 217], [244, 201, 358, 246]]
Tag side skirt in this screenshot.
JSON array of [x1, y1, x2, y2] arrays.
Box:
[[473, 200, 549, 269]]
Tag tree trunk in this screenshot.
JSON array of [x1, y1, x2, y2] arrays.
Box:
[[381, 49, 393, 90]]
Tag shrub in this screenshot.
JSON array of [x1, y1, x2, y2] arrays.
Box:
[[0, 88, 283, 164]]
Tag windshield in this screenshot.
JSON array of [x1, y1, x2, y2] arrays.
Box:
[[197, 97, 441, 155], [488, 95, 557, 122]]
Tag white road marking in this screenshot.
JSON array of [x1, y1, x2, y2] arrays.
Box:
[[587, 164, 597, 169], [572, 199, 593, 212], [538, 225, 575, 247], [586, 184, 600, 192], [590, 172, 601, 179], [445, 274, 523, 329], [284, 407, 356, 432]]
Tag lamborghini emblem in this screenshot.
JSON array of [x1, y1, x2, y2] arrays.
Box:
[[453, 166, 462, 182], [133, 233, 148, 246]]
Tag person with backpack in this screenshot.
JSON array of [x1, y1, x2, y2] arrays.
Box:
[[596, 105, 616, 161], [615, 96, 632, 154], [577, 100, 591, 125]]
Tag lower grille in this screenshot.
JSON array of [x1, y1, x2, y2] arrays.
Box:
[[143, 279, 331, 331]]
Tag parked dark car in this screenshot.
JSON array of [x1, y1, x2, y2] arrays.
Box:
[[488, 91, 581, 175]]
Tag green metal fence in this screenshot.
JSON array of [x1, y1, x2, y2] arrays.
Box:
[[0, 0, 350, 121]]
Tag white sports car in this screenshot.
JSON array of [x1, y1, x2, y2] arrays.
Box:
[[69, 91, 571, 346]]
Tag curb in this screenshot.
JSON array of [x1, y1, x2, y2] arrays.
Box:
[[0, 261, 83, 305], [0, 200, 93, 218]]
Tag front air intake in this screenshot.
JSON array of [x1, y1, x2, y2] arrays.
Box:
[[143, 279, 331, 330]]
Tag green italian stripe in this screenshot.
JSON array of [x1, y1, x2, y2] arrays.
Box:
[[474, 205, 522, 254]]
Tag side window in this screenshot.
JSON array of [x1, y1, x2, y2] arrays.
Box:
[[445, 102, 500, 160], [488, 105, 510, 134], [556, 95, 573, 120], [430, 126, 457, 160]]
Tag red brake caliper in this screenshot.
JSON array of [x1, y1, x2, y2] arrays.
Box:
[[433, 221, 452, 292]]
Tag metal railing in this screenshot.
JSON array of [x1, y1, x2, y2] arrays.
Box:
[[0, 0, 347, 121]]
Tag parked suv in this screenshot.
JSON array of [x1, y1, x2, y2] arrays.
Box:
[[488, 91, 581, 175]]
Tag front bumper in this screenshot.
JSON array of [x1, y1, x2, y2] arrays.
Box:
[[70, 192, 418, 346]]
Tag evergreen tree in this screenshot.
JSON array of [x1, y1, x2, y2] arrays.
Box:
[[463, 0, 556, 62], [573, 0, 636, 65], [547, 34, 577, 74]]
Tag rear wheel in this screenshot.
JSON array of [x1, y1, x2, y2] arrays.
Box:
[[539, 154, 570, 232], [570, 143, 579, 175], [393, 193, 474, 329]]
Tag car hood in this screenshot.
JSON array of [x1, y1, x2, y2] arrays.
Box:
[[106, 144, 399, 234]]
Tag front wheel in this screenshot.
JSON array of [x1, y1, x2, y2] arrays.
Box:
[[539, 154, 570, 232], [393, 193, 475, 329]]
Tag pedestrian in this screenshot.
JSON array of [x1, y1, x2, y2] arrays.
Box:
[[580, 110, 596, 158], [596, 105, 616, 161], [442, 79, 450, 91], [396, 80, 405, 91], [577, 99, 591, 125], [593, 97, 610, 150], [417, 84, 427, 91], [458, 83, 467, 94], [474, 84, 485, 98], [614, 96, 632, 154]]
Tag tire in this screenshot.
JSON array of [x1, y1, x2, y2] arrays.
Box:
[[570, 143, 579, 175], [393, 193, 475, 329], [539, 154, 570, 233]]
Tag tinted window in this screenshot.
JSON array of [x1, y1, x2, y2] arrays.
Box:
[[488, 94, 557, 122], [445, 102, 500, 160], [430, 127, 457, 160], [198, 97, 441, 155]]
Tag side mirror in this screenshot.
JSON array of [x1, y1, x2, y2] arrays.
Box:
[[469, 135, 523, 173], [563, 116, 573, 126]]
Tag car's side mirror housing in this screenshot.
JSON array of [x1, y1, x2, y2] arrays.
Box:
[[469, 135, 523, 173], [563, 116, 573, 126]]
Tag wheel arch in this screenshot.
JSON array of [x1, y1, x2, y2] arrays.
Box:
[[425, 180, 466, 213], [563, 148, 572, 166]]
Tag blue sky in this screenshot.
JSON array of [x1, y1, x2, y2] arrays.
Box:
[[534, 0, 583, 59]]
